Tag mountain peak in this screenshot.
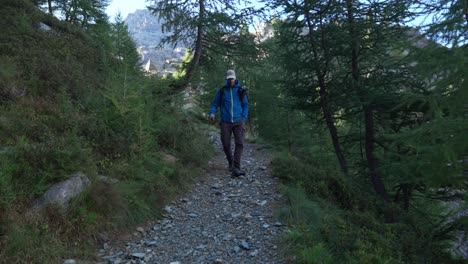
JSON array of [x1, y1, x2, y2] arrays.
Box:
[[125, 9, 184, 74]]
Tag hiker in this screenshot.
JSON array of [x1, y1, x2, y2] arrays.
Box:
[[209, 69, 249, 177]]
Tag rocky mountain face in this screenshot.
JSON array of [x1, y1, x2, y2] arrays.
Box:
[[254, 21, 275, 43], [124, 10, 277, 74], [125, 9, 185, 74]]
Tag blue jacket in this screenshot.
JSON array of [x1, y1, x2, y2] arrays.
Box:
[[210, 80, 249, 123]]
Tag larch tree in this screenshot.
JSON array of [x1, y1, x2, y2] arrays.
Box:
[[147, 0, 258, 89]]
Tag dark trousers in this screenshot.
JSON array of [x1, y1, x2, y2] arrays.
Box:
[[220, 121, 245, 169]]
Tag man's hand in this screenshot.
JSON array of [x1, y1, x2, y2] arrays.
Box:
[[210, 114, 215, 121]]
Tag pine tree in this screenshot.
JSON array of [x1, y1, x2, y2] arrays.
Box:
[[54, 0, 109, 30], [265, 0, 350, 175], [110, 13, 140, 71]]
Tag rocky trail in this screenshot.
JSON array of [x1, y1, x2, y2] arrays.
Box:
[[96, 132, 288, 264]]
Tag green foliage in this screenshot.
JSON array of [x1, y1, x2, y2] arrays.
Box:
[[253, 0, 467, 261], [0, 1, 214, 262], [299, 243, 334, 264], [276, 157, 461, 263], [272, 144, 363, 210], [53, 0, 110, 30]]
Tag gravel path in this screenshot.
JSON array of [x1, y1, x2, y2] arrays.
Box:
[[98, 132, 287, 264]]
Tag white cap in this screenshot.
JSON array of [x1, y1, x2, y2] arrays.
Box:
[[226, 69, 236, 79]]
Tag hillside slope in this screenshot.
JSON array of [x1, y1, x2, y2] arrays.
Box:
[[0, 1, 212, 262]]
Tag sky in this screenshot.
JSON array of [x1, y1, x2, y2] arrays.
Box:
[[105, 0, 429, 29], [106, 0, 149, 21]]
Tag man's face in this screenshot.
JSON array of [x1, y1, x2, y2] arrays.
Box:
[[227, 78, 235, 86]]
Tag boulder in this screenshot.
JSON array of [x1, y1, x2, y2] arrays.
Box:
[[33, 172, 90, 211], [161, 153, 178, 164]]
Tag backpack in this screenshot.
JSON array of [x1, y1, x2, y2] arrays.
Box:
[[219, 84, 249, 106]]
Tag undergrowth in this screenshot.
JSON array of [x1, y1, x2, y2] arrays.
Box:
[[0, 1, 214, 262], [273, 150, 465, 263]]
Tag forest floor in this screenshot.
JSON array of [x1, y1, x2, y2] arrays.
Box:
[[96, 131, 288, 264]]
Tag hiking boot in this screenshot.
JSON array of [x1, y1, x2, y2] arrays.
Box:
[[231, 168, 246, 177]]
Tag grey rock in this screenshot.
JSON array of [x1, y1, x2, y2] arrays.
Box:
[[206, 255, 219, 262], [241, 241, 250, 250], [109, 259, 122, 264], [164, 206, 173, 213], [196, 244, 207, 250], [251, 211, 262, 217], [63, 260, 77, 264], [263, 224, 270, 229], [131, 253, 145, 259], [145, 241, 158, 246], [188, 213, 198, 218], [211, 183, 221, 189], [259, 166, 267, 170], [223, 212, 232, 218], [233, 246, 241, 253], [274, 221, 283, 227], [33, 172, 90, 210], [250, 249, 259, 257], [39, 22, 52, 31], [231, 212, 241, 218]]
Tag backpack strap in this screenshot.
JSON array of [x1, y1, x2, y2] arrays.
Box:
[[219, 82, 248, 106], [218, 86, 226, 107]]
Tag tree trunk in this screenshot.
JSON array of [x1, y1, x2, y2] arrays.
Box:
[[346, 0, 388, 201], [47, 0, 52, 15], [183, 0, 205, 88], [364, 107, 389, 201], [304, 9, 349, 176], [402, 184, 412, 210], [464, 0, 468, 25], [319, 77, 349, 175]]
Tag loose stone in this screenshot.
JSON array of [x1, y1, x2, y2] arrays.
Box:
[[98, 141, 286, 263], [251, 210, 262, 216], [131, 253, 145, 259], [164, 206, 173, 213], [234, 246, 241, 253], [241, 241, 250, 250], [145, 241, 157, 246]]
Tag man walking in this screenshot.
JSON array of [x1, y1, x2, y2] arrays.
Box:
[[210, 70, 249, 177]]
